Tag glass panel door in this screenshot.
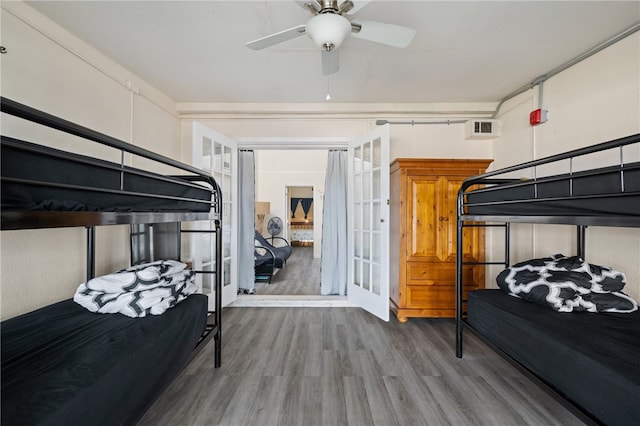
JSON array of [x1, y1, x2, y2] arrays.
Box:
[[347, 125, 390, 321], [192, 122, 238, 309]]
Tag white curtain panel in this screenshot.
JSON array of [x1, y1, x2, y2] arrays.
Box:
[[238, 150, 255, 292], [321, 150, 348, 295]]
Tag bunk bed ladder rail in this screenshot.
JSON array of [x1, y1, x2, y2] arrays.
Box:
[[455, 215, 510, 358], [180, 220, 223, 368]]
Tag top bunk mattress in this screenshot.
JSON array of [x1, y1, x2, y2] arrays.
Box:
[[467, 289, 640, 426], [464, 161, 640, 217], [1, 136, 213, 213], [459, 133, 640, 223]]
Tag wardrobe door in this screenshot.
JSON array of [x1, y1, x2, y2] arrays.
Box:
[[406, 174, 439, 261]]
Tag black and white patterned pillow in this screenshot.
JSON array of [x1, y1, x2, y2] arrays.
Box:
[[497, 254, 637, 313]]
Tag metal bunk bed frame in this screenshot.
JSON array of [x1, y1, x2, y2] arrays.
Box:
[[0, 97, 223, 367], [454, 132, 640, 424]]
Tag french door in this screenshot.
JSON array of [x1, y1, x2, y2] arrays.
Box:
[[190, 123, 390, 321], [192, 122, 238, 309], [347, 125, 391, 321]]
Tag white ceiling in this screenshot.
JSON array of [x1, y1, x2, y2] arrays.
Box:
[[25, 1, 640, 104]]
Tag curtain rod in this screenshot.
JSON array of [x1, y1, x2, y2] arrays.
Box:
[[376, 119, 467, 126]]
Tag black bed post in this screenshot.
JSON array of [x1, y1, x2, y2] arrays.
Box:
[[214, 218, 222, 368], [86, 226, 96, 281], [505, 222, 511, 267], [455, 216, 464, 358], [577, 225, 586, 259]]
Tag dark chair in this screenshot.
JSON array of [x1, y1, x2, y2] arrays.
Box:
[[254, 230, 292, 283]]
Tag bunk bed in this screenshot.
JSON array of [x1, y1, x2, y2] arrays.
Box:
[[0, 97, 223, 425], [455, 133, 640, 426]]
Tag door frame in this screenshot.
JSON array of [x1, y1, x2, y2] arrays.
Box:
[[239, 137, 350, 268], [285, 184, 316, 255], [235, 136, 390, 320]]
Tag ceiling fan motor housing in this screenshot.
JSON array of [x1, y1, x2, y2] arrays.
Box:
[[306, 13, 352, 51]]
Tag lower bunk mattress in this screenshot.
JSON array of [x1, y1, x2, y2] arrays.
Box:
[[1, 294, 208, 426], [467, 290, 640, 426]]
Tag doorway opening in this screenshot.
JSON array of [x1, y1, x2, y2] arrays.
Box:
[[251, 149, 326, 298], [233, 146, 357, 307], [254, 185, 319, 296], [288, 185, 314, 249]]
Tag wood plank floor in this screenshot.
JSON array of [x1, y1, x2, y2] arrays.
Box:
[[138, 307, 586, 426], [255, 246, 320, 295]]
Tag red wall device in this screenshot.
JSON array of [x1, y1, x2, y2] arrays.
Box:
[[530, 109, 548, 126]]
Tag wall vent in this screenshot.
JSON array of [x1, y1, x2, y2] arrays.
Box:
[[465, 119, 501, 139]]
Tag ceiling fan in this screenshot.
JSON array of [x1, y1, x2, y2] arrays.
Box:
[[246, 0, 416, 75]]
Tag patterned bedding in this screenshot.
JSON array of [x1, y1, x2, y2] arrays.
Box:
[[291, 229, 314, 241], [497, 254, 637, 313], [74, 260, 198, 317]]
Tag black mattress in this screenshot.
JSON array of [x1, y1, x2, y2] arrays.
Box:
[[465, 162, 640, 216], [1, 136, 212, 213], [1, 294, 208, 426], [467, 289, 640, 426]]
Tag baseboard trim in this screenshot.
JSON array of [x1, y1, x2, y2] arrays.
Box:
[[229, 295, 356, 307]]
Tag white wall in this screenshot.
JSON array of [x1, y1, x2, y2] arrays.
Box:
[[0, 3, 180, 319], [178, 115, 494, 162], [490, 32, 640, 301]]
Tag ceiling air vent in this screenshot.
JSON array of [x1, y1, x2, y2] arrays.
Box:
[[465, 119, 501, 140]]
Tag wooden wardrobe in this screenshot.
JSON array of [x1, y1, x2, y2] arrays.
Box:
[[390, 158, 492, 322]]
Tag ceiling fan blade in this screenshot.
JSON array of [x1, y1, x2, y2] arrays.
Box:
[[322, 49, 339, 75], [350, 19, 416, 48], [246, 25, 306, 50]]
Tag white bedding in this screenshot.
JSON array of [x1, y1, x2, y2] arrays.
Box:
[[74, 260, 198, 317], [291, 229, 313, 241]]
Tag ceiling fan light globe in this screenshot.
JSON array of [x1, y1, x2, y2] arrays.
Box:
[[306, 13, 351, 50]]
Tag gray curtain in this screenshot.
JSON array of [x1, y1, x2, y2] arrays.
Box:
[[238, 150, 255, 293], [321, 150, 348, 295]]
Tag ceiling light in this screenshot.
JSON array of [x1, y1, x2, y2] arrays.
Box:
[[306, 13, 352, 51]]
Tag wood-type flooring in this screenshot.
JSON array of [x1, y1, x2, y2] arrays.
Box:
[[138, 305, 585, 425], [254, 246, 320, 295]]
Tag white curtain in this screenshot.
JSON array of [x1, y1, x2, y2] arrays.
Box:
[[238, 150, 255, 293], [321, 150, 348, 295]]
